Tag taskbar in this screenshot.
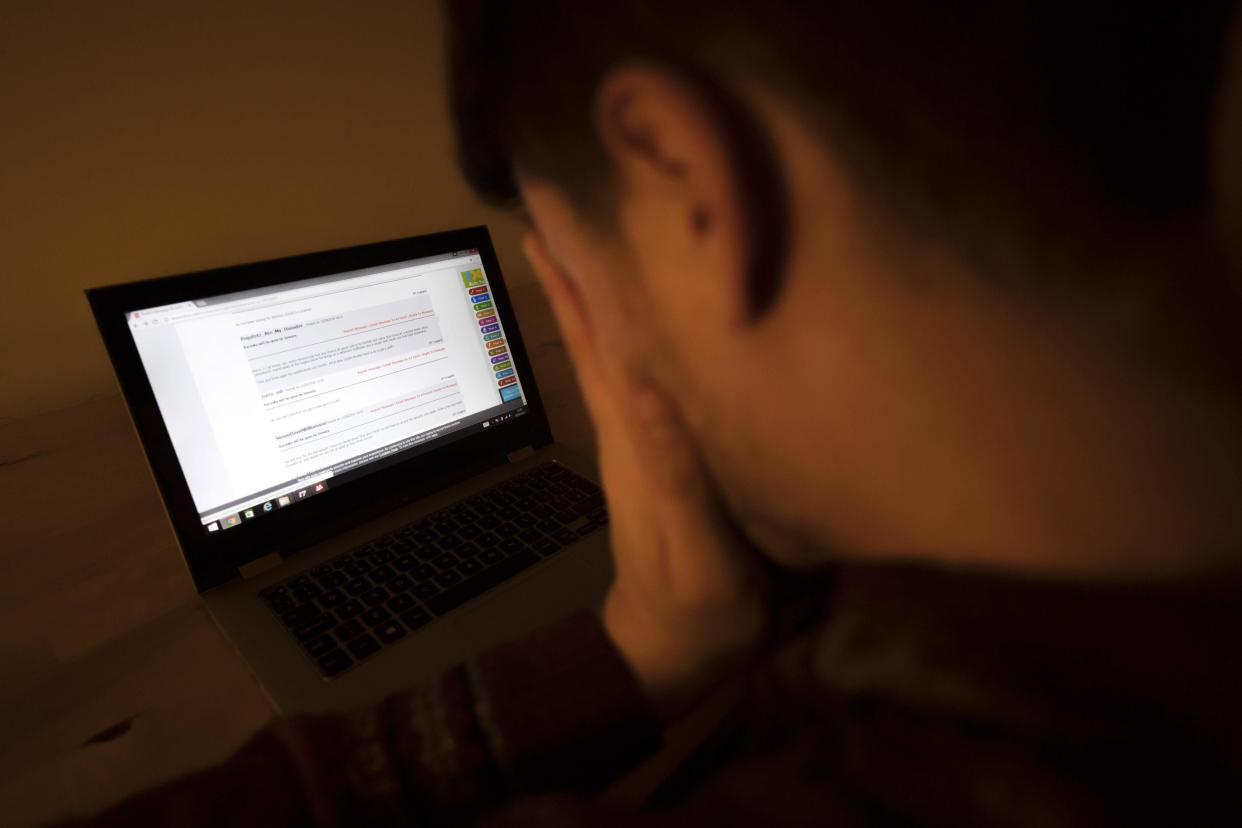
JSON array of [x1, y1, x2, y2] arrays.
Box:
[[201, 399, 528, 534]]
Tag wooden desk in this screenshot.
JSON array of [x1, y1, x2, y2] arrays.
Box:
[[0, 284, 597, 826]]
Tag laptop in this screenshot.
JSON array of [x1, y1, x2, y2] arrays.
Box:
[[86, 226, 614, 715]]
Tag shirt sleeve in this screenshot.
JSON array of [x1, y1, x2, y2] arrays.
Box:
[[51, 610, 661, 828]]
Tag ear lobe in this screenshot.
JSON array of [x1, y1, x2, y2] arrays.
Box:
[[592, 63, 754, 325]]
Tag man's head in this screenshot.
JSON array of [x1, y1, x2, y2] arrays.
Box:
[[444, 1, 1242, 570]]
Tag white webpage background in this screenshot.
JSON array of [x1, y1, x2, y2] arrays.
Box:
[[130, 256, 521, 515]]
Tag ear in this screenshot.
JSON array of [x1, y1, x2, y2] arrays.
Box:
[[592, 63, 751, 325]]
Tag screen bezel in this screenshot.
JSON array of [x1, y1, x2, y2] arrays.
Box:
[[87, 226, 554, 592]]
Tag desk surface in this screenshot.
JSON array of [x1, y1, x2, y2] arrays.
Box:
[[0, 284, 607, 826]]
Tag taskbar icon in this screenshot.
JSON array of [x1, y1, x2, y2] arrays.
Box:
[[280, 480, 327, 506]]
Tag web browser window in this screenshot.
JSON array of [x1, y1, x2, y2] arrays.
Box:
[[125, 250, 527, 532]]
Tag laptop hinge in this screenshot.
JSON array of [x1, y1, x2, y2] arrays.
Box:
[[507, 445, 536, 463], [239, 551, 283, 580]]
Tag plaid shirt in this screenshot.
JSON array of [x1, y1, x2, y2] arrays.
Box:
[[55, 563, 1242, 826]]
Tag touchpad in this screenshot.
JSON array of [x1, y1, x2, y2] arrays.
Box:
[[454, 553, 611, 652]]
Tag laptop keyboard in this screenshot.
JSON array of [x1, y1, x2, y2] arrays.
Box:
[[259, 462, 608, 679]]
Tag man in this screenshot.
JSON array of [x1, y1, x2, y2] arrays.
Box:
[[58, 1, 1242, 825]]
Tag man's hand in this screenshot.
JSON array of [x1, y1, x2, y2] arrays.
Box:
[[523, 232, 768, 722]]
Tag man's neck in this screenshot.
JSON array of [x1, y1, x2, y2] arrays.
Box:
[[759, 240, 1242, 580]]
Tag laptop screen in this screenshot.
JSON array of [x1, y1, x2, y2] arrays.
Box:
[[124, 247, 528, 534]]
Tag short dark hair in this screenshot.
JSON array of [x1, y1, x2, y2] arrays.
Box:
[[443, 1, 1238, 297]]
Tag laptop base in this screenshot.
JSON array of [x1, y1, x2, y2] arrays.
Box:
[[204, 444, 611, 715]]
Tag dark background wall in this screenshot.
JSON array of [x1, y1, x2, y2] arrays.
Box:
[[1, 0, 531, 420]]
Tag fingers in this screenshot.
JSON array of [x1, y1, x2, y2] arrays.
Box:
[[630, 382, 763, 599], [630, 384, 713, 509], [521, 232, 614, 426]]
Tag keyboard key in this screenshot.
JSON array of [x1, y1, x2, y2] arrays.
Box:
[[374, 549, 395, 563], [291, 584, 322, 602], [434, 570, 463, 588], [432, 552, 458, 570], [500, 538, 525, 554], [337, 599, 365, 620], [375, 620, 406, 644], [387, 593, 416, 613], [361, 587, 390, 607], [553, 528, 579, 546], [370, 565, 396, 583], [476, 531, 500, 546], [533, 537, 560, 556], [537, 519, 561, 535], [459, 558, 484, 576], [425, 551, 539, 616], [400, 608, 432, 630], [334, 619, 365, 641], [362, 606, 391, 626], [279, 603, 318, 627], [456, 541, 480, 557], [393, 554, 417, 572], [388, 575, 413, 593], [304, 634, 337, 658], [347, 634, 381, 660], [317, 649, 353, 677], [266, 594, 294, 614], [344, 578, 370, 596], [573, 494, 606, 515], [480, 548, 504, 565], [555, 510, 578, 524], [413, 582, 440, 600], [317, 589, 345, 609], [567, 474, 599, 492], [319, 571, 347, 588], [293, 614, 336, 642]]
